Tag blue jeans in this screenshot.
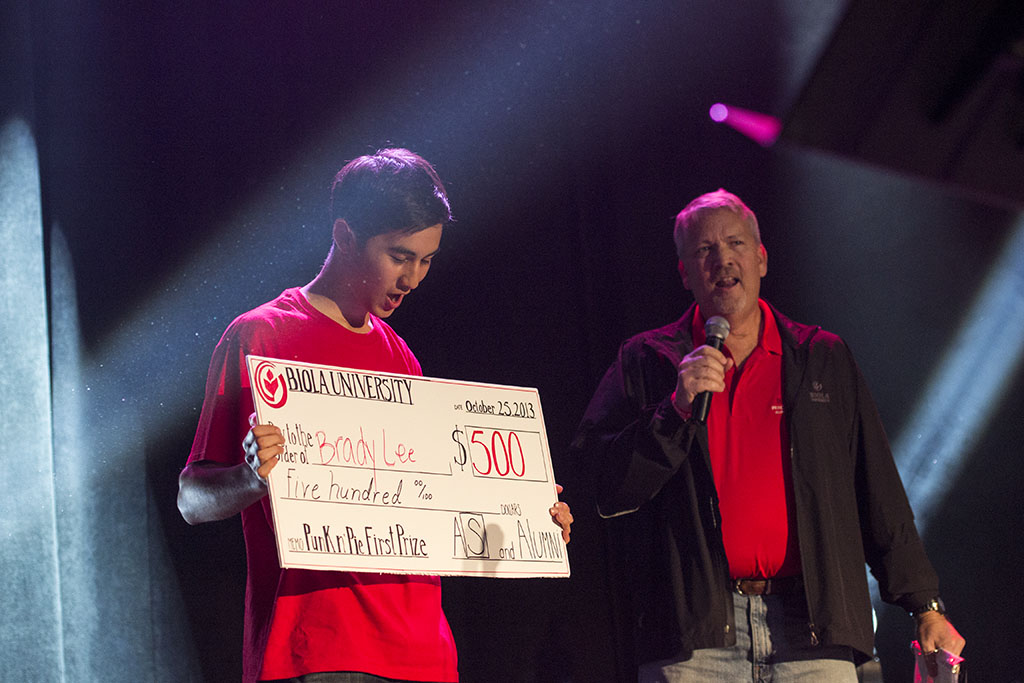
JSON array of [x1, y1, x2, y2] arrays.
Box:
[[638, 592, 857, 682]]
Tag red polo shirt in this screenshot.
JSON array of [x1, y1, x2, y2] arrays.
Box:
[[693, 300, 800, 579]]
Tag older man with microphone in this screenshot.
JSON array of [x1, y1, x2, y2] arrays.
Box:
[[573, 189, 964, 682]]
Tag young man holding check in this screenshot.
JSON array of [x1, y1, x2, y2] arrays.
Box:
[[178, 148, 573, 683]]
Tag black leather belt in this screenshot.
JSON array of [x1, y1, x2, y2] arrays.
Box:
[[733, 575, 803, 596]]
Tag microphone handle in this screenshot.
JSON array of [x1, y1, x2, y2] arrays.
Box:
[[690, 336, 724, 424]]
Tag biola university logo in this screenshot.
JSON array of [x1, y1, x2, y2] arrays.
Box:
[[810, 381, 831, 404], [253, 360, 290, 409], [255, 360, 416, 407], [254, 360, 289, 408]]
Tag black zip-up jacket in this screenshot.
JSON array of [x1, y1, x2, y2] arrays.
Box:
[[572, 302, 939, 668]]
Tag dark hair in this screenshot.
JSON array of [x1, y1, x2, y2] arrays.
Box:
[[330, 148, 452, 243]]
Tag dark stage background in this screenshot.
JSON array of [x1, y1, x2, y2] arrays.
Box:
[[3, 1, 1022, 681]]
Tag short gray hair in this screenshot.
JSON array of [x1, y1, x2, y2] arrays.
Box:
[[673, 188, 760, 258]]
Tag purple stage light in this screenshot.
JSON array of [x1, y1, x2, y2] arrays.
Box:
[[709, 103, 729, 122], [708, 102, 781, 147]]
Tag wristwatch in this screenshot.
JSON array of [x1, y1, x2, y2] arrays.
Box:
[[911, 597, 946, 618]]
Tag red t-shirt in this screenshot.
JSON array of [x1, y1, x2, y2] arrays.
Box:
[[695, 300, 800, 580], [187, 288, 458, 682]]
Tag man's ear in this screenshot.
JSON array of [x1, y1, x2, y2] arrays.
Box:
[[677, 259, 691, 291], [332, 219, 356, 254]]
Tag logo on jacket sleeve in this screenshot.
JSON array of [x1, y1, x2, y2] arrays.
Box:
[[810, 381, 830, 404]]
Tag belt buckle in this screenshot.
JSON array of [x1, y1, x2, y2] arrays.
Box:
[[734, 578, 771, 595]]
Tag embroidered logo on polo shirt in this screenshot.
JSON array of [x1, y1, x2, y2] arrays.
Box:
[[810, 381, 830, 403]]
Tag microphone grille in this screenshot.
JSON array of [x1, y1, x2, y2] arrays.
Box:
[[704, 315, 731, 341]]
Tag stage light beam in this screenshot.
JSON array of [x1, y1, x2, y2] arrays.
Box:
[[708, 102, 782, 147], [894, 216, 1024, 531]]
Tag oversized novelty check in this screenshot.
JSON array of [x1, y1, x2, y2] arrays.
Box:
[[246, 355, 570, 578]]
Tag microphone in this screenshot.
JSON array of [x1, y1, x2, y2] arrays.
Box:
[[691, 315, 730, 424]]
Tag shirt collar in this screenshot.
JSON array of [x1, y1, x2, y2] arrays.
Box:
[[691, 299, 782, 356]]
